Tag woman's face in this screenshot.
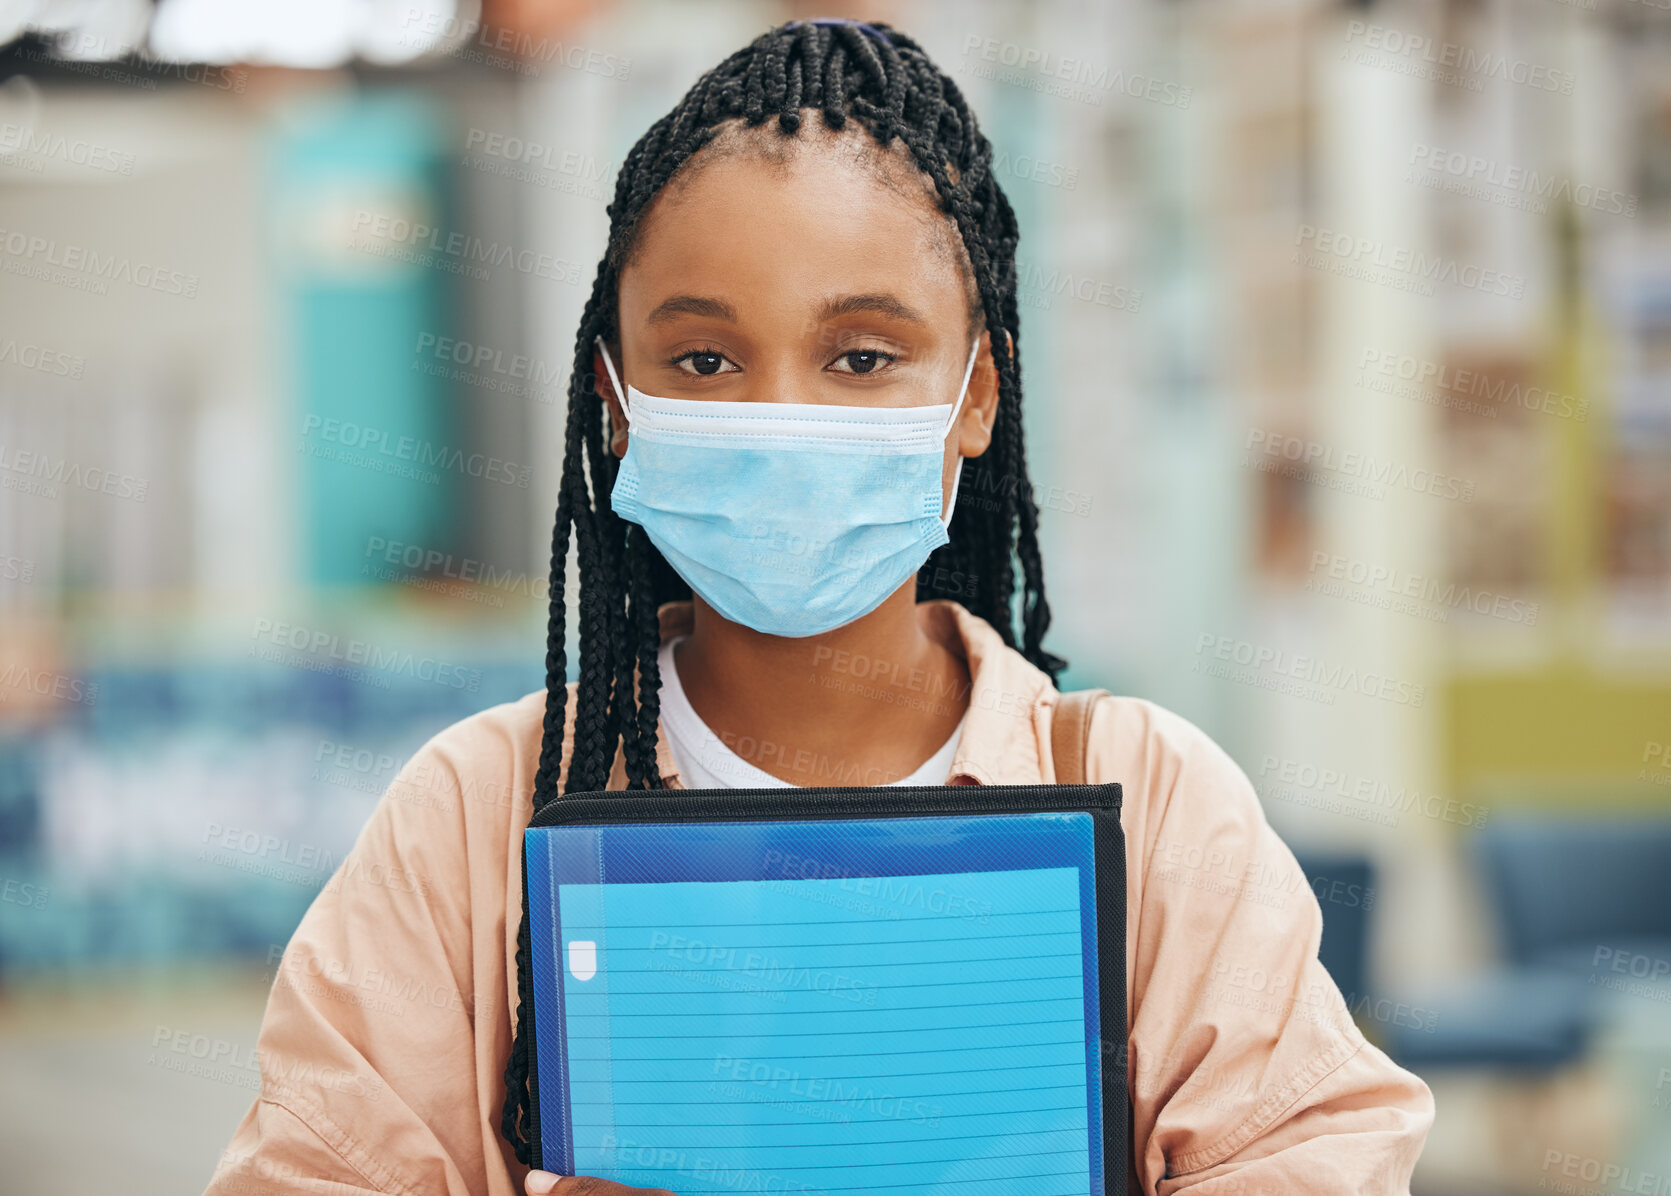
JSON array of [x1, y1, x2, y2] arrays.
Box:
[[599, 122, 1001, 513]]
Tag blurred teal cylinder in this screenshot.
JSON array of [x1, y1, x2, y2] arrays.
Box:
[[269, 91, 454, 587]]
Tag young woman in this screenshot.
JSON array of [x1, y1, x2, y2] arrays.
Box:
[[207, 20, 1432, 1196]]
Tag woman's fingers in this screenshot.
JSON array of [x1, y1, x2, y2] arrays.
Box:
[[526, 1171, 677, 1196]]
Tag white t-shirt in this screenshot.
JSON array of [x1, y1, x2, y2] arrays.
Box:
[[656, 637, 964, 788]]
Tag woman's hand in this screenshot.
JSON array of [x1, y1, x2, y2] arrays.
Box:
[[525, 1171, 677, 1196]]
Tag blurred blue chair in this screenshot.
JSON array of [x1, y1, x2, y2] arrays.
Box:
[[0, 733, 40, 858], [1292, 851, 1376, 1011], [1477, 816, 1671, 975], [1384, 815, 1671, 1073]]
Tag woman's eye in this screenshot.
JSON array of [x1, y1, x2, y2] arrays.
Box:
[[674, 351, 739, 376], [830, 349, 896, 375]]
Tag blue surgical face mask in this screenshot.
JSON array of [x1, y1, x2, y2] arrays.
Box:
[[596, 335, 981, 638]]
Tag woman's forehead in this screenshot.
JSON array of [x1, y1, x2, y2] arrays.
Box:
[[619, 120, 974, 322]]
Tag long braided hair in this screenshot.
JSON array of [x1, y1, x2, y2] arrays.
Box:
[[501, 17, 1065, 1163]]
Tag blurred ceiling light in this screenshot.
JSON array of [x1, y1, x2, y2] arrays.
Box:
[[32, 0, 151, 60], [361, 0, 470, 64], [150, 0, 353, 67], [0, 1, 48, 50], [148, 0, 459, 68]]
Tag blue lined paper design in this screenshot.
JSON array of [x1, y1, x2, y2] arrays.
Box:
[[555, 865, 1091, 1196]]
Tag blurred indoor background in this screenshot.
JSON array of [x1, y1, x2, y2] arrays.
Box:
[[1, 0, 1669, 1192]]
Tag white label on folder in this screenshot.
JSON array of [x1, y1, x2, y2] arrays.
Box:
[[568, 939, 597, 981]]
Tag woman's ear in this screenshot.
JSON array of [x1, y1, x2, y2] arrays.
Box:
[[954, 328, 1007, 459], [593, 344, 629, 458]]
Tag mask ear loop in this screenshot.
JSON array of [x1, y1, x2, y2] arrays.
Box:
[[939, 336, 982, 529], [594, 334, 631, 430]]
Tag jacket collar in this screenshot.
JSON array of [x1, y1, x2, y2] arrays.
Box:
[[608, 600, 1054, 789]]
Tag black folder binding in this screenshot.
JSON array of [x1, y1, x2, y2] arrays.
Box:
[[519, 782, 1127, 1195]]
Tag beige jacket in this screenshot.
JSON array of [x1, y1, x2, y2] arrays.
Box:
[[206, 600, 1433, 1195]]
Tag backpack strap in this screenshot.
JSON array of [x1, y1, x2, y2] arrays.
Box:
[[1050, 688, 1110, 785]]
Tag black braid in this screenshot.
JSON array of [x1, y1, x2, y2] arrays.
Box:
[[502, 18, 1066, 1163]]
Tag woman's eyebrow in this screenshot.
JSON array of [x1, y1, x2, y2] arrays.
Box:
[[816, 293, 928, 325], [646, 295, 739, 325]]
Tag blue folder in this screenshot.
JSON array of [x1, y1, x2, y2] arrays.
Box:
[[521, 784, 1127, 1196]]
